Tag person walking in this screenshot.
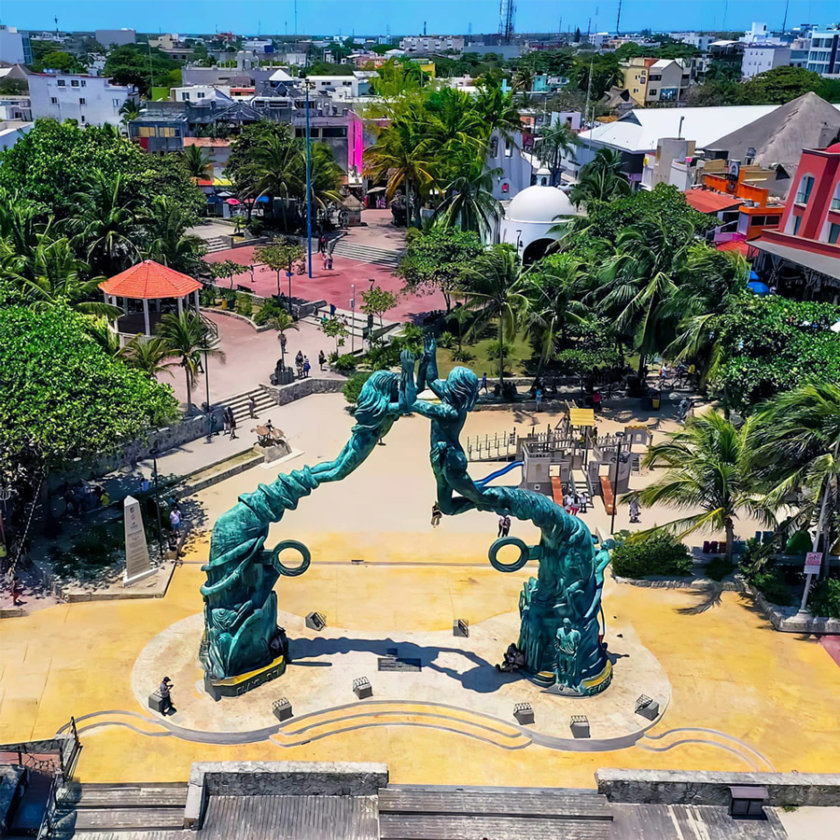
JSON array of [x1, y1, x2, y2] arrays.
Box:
[[535, 387, 543, 412], [318, 350, 326, 371], [501, 515, 511, 537], [303, 356, 311, 378], [480, 373, 488, 393], [11, 576, 24, 606], [629, 498, 641, 523], [431, 501, 442, 528], [498, 515, 506, 538], [169, 504, 182, 536], [248, 395, 257, 419], [222, 407, 231, 436], [279, 332, 287, 355], [570, 492, 580, 517], [158, 677, 175, 716], [295, 350, 304, 379], [228, 409, 238, 440]]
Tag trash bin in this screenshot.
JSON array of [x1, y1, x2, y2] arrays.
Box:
[[651, 391, 661, 410]]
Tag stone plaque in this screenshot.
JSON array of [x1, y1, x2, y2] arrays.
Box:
[[377, 656, 421, 672], [123, 495, 156, 586]]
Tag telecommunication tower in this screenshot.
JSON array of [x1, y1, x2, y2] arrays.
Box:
[[499, 0, 515, 44]]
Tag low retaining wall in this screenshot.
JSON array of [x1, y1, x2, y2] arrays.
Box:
[[596, 768, 840, 807], [263, 377, 345, 406], [744, 580, 840, 634], [184, 761, 388, 828]]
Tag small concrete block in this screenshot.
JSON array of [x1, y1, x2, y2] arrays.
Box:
[[148, 692, 164, 713], [305, 611, 327, 631], [635, 694, 660, 721], [570, 715, 590, 738], [273, 697, 293, 721], [453, 618, 470, 638], [513, 703, 534, 725], [353, 677, 373, 699]]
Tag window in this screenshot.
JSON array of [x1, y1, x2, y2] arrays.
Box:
[[50, 97, 57, 104], [649, 74, 662, 81], [504, 141, 512, 157], [138, 126, 155, 137], [648, 89, 657, 96], [81, 80, 86, 87], [831, 184, 840, 211], [183, 92, 190, 100], [80, 115, 85, 123], [489, 137, 498, 157], [827, 222, 840, 244], [795, 174, 815, 204], [71, 79, 79, 87], [793, 214, 802, 235], [159, 126, 176, 137], [57, 79, 65, 86], [79, 98, 85, 104], [112, 98, 120, 108]]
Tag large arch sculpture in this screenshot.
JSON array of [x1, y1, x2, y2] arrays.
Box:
[[199, 338, 612, 697]]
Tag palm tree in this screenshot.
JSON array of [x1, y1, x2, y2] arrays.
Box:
[[119, 335, 177, 379], [459, 245, 528, 394], [569, 148, 631, 208], [474, 79, 521, 142], [521, 254, 587, 370], [536, 122, 578, 186], [625, 411, 771, 562], [424, 87, 485, 167], [364, 101, 436, 228], [266, 309, 298, 368], [183, 144, 212, 178], [119, 100, 140, 125], [512, 67, 535, 96], [4, 235, 118, 317], [238, 131, 304, 220], [68, 170, 139, 275], [155, 311, 225, 412], [308, 142, 345, 210], [138, 195, 206, 274], [433, 162, 501, 240], [749, 384, 840, 565]]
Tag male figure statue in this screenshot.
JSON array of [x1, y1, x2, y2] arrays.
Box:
[[554, 618, 581, 687]]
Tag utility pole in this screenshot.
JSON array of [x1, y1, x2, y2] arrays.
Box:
[[616, 0, 622, 36], [583, 58, 593, 127], [781, 0, 790, 34], [305, 80, 313, 280]]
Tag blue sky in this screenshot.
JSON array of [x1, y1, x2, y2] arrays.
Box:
[[1, 1, 837, 37]]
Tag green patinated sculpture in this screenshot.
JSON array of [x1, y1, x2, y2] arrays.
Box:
[[404, 336, 612, 695], [200, 338, 612, 696]]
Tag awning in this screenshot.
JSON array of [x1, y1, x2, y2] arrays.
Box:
[[225, 198, 241, 206], [750, 239, 840, 282]]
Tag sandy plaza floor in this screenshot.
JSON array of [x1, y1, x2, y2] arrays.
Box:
[[2, 395, 839, 789]]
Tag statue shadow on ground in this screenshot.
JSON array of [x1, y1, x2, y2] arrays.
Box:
[[288, 635, 523, 695]]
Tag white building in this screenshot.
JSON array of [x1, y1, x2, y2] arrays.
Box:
[[306, 75, 368, 99], [0, 25, 30, 64], [398, 35, 464, 53], [486, 128, 532, 202], [0, 96, 31, 121], [589, 32, 611, 49], [171, 85, 232, 103], [741, 22, 780, 44], [499, 185, 583, 262], [94, 29, 136, 47], [0, 120, 33, 151], [678, 32, 714, 52], [741, 45, 791, 79], [807, 29, 840, 76], [28, 73, 136, 127]]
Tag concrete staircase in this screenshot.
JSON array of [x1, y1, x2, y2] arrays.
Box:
[[203, 236, 231, 254], [55, 782, 190, 837], [221, 387, 278, 425], [331, 240, 403, 268], [301, 306, 401, 343]]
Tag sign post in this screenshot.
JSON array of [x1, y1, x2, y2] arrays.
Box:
[[798, 551, 823, 614]]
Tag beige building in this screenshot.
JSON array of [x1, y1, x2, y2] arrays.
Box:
[[620, 57, 654, 106], [644, 59, 691, 105]]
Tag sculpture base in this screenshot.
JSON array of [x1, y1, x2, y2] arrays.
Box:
[[534, 660, 614, 697], [204, 653, 286, 699]]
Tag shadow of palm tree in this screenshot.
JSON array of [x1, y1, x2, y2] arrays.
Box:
[[676, 584, 723, 615]]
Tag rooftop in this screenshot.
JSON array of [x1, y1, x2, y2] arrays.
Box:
[[98, 260, 202, 300], [684, 190, 744, 214]]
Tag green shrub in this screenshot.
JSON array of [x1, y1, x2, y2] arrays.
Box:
[[437, 331, 455, 349], [253, 297, 285, 325], [485, 339, 509, 360], [343, 371, 372, 404], [333, 353, 357, 374], [235, 292, 253, 317], [704, 556, 735, 581], [611, 532, 693, 578], [199, 286, 217, 307], [452, 347, 475, 362], [785, 530, 812, 556], [751, 568, 793, 606], [810, 577, 840, 618], [222, 288, 237, 308]]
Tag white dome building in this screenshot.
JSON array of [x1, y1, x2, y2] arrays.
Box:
[[499, 185, 584, 263]]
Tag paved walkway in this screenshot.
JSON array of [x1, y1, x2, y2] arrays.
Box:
[[204, 210, 443, 323], [161, 311, 341, 408]]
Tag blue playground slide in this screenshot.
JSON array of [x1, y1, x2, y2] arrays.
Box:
[[475, 460, 524, 488]]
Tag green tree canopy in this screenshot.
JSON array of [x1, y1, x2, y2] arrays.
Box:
[[103, 44, 182, 97], [0, 305, 179, 485]]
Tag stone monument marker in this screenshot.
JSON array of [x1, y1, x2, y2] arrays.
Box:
[[123, 495, 155, 586]]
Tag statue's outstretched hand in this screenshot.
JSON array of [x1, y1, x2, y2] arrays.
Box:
[[423, 332, 437, 357], [400, 349, 415, 374]]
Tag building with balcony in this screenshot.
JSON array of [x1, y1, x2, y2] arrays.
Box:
[[749, 142, 840, 298], [806, 29, 840, 76], [28, 73, 136, 127]]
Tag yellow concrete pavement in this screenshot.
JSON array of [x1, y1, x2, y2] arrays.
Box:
[[1, 397, 838, 788]]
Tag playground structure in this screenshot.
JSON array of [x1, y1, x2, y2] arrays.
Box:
[[470, 413, 652, 514]]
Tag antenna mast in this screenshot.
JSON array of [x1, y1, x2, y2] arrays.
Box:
[[499, 0, 516, 45]]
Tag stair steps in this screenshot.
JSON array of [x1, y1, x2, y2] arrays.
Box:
[[331, 240, 403, 268], [221, 387, 277, 424], [301, 305, 401, 342], [204, 235, 230, 254]]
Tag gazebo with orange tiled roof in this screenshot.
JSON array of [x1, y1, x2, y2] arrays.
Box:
[[99, 260, 202, 338]]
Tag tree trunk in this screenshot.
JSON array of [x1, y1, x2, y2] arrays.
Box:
[[185, 369, 192, 413], [725, 518, 734, 562], [497, 318, 505, 396], [636, 353, 646, 380]]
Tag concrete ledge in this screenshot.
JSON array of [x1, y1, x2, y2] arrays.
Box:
[[184, 760, 389, 828], [597, 769, 840, 806], [744, 580, 840, 634], [611, 573, 742, 592], [209, 307, 273, 333]]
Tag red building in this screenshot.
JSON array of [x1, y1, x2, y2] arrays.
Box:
[[750, 143, 840, 298]]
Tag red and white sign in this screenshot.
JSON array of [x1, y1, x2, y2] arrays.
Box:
[[804, 552, 823, 574]]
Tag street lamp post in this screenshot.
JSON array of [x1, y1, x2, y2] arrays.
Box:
[[350, 283, 355, 354], [287, 259, 294, 316], [203, 348, 213, 440], [149, 444, 165, 560], [610, 432, 625, 535], [305, 80, 313, 279]]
